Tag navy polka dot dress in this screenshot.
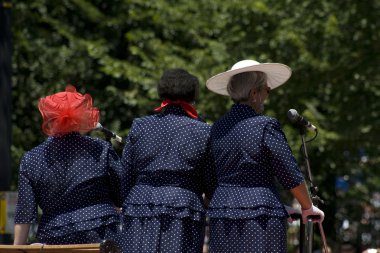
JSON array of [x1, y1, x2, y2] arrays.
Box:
[[208, 104, 305, 253], [120, 105, 216, 253], [14, 132, 124, 246]]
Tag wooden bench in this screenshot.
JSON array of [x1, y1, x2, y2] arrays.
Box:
[[0, 239, 121, 253]]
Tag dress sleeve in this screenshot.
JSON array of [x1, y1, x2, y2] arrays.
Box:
[[263, 119, 305, 190], [201, 139, 218, 201], [106, 143, 124, 208], [14, 155, 38, 224], [121, 120, 140, 197]]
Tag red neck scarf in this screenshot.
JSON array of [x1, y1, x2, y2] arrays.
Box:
[[154, 99, 198, 119]]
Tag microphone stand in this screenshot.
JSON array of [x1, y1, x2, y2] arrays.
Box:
[[297, 126, 328, 253], [102, 131, 113, 143]]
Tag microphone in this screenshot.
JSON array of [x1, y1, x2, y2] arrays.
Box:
[[95, 123, 124, 143], [287, 109, 317, 131]]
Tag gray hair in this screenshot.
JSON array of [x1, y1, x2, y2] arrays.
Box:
[[227, 71, 267, 103]]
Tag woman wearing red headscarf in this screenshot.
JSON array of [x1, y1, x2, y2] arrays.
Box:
[[14, 86, 124, 247]]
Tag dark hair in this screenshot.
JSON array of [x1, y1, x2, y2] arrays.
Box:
[[157, 68, 199, 102]]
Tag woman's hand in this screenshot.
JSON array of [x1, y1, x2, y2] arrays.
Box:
[[301, 205, 325, 224]]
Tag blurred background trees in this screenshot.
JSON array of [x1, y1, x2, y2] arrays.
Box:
[[9, 0, 380, 251]]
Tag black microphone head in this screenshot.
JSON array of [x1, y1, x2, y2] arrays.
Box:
[[287, 109, 300, 123]]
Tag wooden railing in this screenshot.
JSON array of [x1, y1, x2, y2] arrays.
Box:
[[0, 239, 121, 253]]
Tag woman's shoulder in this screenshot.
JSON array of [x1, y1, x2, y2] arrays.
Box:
[[129, 115, 153, 127], [248, 114, 277, 123], [22, 139, 50, 158], [81, 134, 111, 145]]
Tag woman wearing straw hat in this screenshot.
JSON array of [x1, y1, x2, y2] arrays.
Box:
[[13, 85, 123, 247], [120, 68, 216, 253], [206, 60, 325, 252]]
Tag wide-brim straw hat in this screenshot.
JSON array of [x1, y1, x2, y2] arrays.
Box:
[[206, 60, 292, 96]]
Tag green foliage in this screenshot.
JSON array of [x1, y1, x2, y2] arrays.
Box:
[[11, 0, 380, 249]]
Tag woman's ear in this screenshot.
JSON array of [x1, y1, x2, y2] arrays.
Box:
[[250, 88, 257, 102]]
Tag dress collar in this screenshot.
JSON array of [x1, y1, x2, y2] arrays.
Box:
[[231, 103, 258, 116], [48, 132, 81, 139], [159, 104, 195, 118]]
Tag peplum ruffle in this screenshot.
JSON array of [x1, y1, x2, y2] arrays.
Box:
[[207, 185, 288, 219], [37, 204, 120, 238], [123, 185, 205, 221]]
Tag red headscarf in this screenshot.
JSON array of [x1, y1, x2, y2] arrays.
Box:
[[154, 99, 198, 119], [38, 85, 99, 136]]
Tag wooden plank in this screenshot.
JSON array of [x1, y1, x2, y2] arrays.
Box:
[[0, 239, 121, 253], [0, 243, 101, 253]]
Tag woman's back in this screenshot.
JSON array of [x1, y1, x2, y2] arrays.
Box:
[[123, 105, 213, 219], [19, 133, 121, 213]]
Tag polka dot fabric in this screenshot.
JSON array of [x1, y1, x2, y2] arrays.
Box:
[[123, 215, 204, 252], [209, 217, 287, 253], [14, 132, 124, 245], [120, 105, 217, 253], [208, 104, 305, 253]]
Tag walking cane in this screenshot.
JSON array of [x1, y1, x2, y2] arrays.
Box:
[[305, 216, 329, 253], [318, 221, 329, 253]]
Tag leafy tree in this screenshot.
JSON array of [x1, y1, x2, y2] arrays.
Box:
[[10, 0, 380, 250]]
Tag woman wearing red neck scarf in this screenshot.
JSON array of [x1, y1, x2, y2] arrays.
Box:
[[13, 86, 124, 248], [120, 69, 216, 253]]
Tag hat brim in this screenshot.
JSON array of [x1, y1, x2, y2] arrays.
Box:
[[206, 63, 292, 96]]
